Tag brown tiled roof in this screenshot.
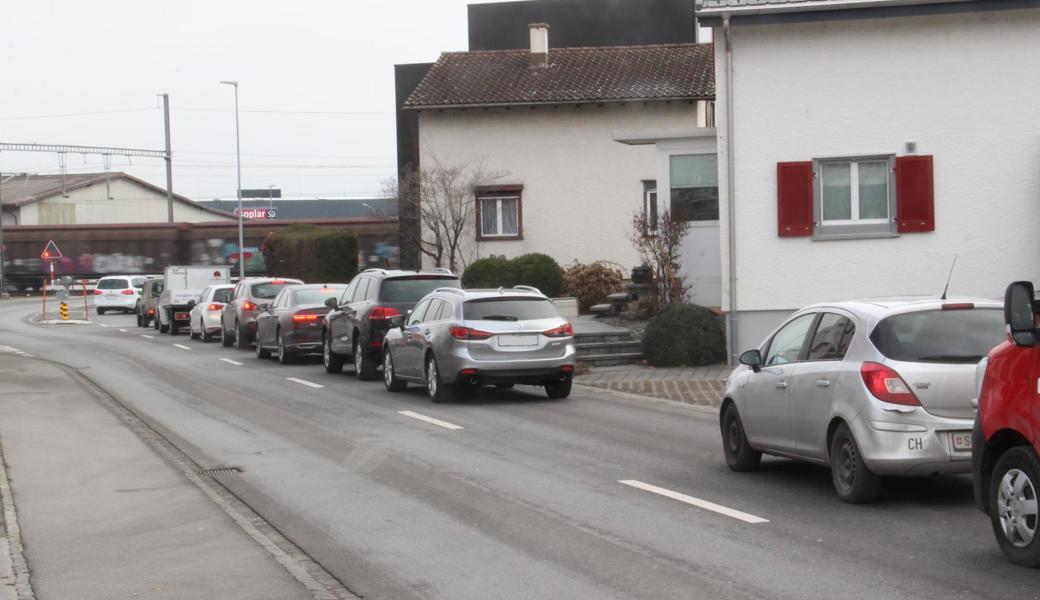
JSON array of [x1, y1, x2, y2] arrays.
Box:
[[404, 43, 714, 109]]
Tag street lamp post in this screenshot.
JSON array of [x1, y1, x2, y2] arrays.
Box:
[[220, 80, 244, 280]]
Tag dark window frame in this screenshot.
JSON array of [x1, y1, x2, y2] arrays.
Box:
[[475, 184, 524, 241]]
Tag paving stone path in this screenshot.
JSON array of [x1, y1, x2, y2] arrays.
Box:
[[575, 364, 733, 407]]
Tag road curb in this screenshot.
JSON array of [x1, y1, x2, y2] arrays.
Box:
[[573, 382, 719, 416], [0, 433, 35, 600]]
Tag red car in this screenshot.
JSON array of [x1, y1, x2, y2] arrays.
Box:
[[973, 281, 1040, 567]]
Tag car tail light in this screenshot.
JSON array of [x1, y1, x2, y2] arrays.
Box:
[[449, 326, 494, 341], [561, 365, 574, 372], [207, 303, 224, 311], [543, 323, 574, 338], [272, 280, 286, 284], [860, 361, 920, 406], [241, 301, 257, 311], [292, 314, 321, 322], [941, 303, 974, 311], [94, 289, 103, 295], [369, 306, 400, 320], [121, 289, 135, 295], [147, 309, 155, 315]]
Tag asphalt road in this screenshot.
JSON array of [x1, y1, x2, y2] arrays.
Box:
[[1, 298, 1035, 600]]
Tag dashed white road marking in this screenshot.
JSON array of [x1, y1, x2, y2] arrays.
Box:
[[141, 334, 155, 339], [220, 358, 243, 366], [286, 377, 324, 389], [173, 344, 192, 350], [119, 328, 127, 332], [0, 346, 21, 354], [99, 324, 109, 327], [618, 480, 769, 524], [397, 410, 464, 431]]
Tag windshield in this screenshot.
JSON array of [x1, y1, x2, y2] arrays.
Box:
[[293, 286, 345, 306], [463, 297, 560, 321], [379, 277, 460, 304], [252, 281, 296, 299], [97, 279, 129, 290], [869, 308, 1005, 364]]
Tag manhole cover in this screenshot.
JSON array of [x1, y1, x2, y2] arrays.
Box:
[[196, 467, 242, 478]]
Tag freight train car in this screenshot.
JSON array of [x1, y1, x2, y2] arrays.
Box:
[[1, 218, 398, 290]]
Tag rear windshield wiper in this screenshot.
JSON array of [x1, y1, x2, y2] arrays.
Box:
[[916, 354, 984, 363], [481, 315, 518, 321]]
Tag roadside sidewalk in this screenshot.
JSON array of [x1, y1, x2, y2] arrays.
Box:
[[575, 364, 733, 407], [0, 352, 313, 600]]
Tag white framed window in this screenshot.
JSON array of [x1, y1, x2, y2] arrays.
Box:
[[476, 186, 523, 240], [814, 155, 896, 239], [642, 180, 658, 236], [670, 154, 719, 222]]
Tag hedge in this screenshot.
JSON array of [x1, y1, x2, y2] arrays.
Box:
[[642, 304, 726, 367], [260, 224, 359, 284], [461, 253, 564, 297]]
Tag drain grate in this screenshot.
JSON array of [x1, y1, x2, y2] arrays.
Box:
[[196, 466, 242, 478]]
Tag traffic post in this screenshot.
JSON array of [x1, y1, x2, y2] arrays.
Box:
[[59, 302, 69, 321]]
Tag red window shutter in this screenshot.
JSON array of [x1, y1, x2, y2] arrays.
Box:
[[777, 161, 814, 237], [896, 155, 934, 233]]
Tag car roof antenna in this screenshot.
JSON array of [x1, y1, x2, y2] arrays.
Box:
[[940, 256, 958, 301]]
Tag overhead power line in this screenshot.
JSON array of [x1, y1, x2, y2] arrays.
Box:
[[0, 107, 156, 121]]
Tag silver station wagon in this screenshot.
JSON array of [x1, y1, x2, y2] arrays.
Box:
[[381, 286, 577, 402], [721, 298, 1006, 503]]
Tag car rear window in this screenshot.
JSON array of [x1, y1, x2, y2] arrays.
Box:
[[379, 277, 460, 304], [294, 286, 345, 306], [870, 308, 1005, 364], [252, 282, 294, 299], [463, 297, 560, 321], [131, 277, 146, 288], [212, 288, 233, 303], [97, 279, 129, 290]]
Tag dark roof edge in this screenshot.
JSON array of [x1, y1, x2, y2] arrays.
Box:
[[699, 0, 1040, 24], [404, 96, 712, 111]]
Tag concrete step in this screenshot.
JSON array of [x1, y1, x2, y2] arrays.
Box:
[[575, 340, 642, 356], [574, 331, 635, 345], [577, 352, 645, 368]]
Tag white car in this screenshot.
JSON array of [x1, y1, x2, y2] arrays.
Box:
[[94, 275, 147, 315], [189, 284, 235, 342]]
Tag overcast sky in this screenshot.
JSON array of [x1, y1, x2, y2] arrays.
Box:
[[0, 0, 498, 200]]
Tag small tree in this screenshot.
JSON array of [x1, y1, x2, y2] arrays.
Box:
[[628, 210, 691, 312], [385, 157, 503, 274]]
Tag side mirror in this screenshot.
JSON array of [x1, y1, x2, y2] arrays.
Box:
[[324, 297, 338, 310], [1004, 281, 1038, 347], [389, 315, 404, 329], [739, 349, 763, 373]]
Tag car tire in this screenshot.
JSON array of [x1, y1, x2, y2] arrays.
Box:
[[721, 404, 762, 472], [383, 350, 406, 392], [544, 375, 573, 399], [276, 330, 292, 364], [256, 333, 271, 359], [189, 321, 200, 340], [96, 307, 106, 315], [830, 423, 881, 503], [159, 311, 170, 333], [201, 320, 213, 343], [323, 332, 344, 374], [153, 313, 160, 330], [220, 322, 233, 347], [425, 354, 451, 403], [989, 446, 1040, 567], [135, 306, 143, 327], [353, 337, 377, 381], [170, 318, 180, 335], [234, 321, 248, 350]]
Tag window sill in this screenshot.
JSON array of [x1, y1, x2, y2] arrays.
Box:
[[812, 231, 900, 241], [476, 235, 523, 242]]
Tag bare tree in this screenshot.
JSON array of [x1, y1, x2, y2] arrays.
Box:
[[628, 210, 692, 312], [384, 157, 502, 273]]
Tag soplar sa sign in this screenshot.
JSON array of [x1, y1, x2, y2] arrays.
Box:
[[235, 208, 277, 220]]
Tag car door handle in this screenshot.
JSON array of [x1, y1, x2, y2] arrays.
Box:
[[816, 380, 831, 388], [775, 382, 788, 390]]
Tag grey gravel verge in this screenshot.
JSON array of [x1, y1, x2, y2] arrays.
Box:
[[0, 433, 33, 600]]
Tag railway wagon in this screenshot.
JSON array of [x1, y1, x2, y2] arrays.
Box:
[[1, 218, 398, 290]]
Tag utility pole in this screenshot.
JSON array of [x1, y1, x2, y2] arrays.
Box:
[[0, 169, 8, 298], [162, 93, 174, 223], [220, 81, 244, 280]]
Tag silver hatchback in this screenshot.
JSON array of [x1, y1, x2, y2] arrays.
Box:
[[722, 298, 1006, 503], [381, 286, 577, 402]]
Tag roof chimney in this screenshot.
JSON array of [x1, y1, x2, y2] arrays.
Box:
[[529, 23, 549, 67]]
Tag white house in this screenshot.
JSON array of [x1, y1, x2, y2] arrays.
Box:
[[0, 172, 235, 226], [697, 0, 1040, 359], [405, 24, 721, 305]]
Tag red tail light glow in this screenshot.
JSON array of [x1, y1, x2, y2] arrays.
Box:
[[120, 289, 135, 295], [147, 309, 155, 315], [291, 314, 321, 322], [241, 301, 257, 312], [207, 303, 224, 311], [94, 289, 103, 295], [369, 306, 401, 320], [450, 326, 494, 341], [543, 323, 574, 338], [941, 303, 974, 311], [271, 280, 286, 284], [860, 362, 920, 406]]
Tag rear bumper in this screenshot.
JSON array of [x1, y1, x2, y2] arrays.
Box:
[[96, 296, 136, 309], [284, 328, 323, 353], [853, 412, 975, 476], [453, 366, 574, 386]]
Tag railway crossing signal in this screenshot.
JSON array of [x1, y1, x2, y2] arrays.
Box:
[[41, 240, 62, 260]]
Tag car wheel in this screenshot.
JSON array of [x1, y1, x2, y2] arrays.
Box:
[[159, 311, 170, 333], [721, 404, 762, 471], [189, 320, 200, 340], [425, 354, 450, 403], [353, 337, 377, 381], [256, 332, 271, 359], [544, 375, 573, 399], [234, 321, 248, 350], [989, 446, 1040, 567], [169, 317, 180, 335], [152, 313, 159, 330], [201, 320, 213, 343], [220, 321, 233, 347], [830, 423, 881, 503], [96, 307, 106, 315], [323, 332, 344, 374], [276, 330, 292, 364], [135, 306, 143, 327], [383, 349, 406, 392]]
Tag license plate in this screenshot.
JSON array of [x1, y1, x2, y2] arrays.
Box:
[[951, 431, 972, 451], [498, 334, 538, 347]]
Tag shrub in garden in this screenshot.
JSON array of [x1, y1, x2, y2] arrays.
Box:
[[642, 304, 726, 367], [461, 255, 518, 289], [260, 224, 359, 283], [512, 253, 564, 298], [563, 261, 625, 312]]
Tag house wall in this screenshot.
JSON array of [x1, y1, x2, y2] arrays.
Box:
[[716, 7, 1040, 352], [417, 101, 698, 273], [21, 179, 233, 225]]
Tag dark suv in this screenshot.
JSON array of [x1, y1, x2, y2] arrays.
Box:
[[220, 277, 303, 349], [323, 269, 461, 379]]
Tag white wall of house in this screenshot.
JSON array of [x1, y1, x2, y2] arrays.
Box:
[[17, 179, 233, 225], [716, 7, 1040, 351], [417, 101, 698, 273]]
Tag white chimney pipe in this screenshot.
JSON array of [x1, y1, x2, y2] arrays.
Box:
[[529, 23, 549, 66]]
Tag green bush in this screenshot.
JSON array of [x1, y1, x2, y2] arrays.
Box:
[[563, 261, 625, 313], [462, 255, 518, 289], [261, 224, 359, 283], [642, 304, 726, 367], [512, 253, 564, 298]]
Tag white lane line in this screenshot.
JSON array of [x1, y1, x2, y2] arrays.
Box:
[[141, 334, 155, 339], [0, 346, 21, 353], [119, 328, 127, 332], [618, 480, 769, 524], [220, 358, 243, 366], [397, 410, 464, 431], [286, 377, 324, 389], [99, 324, 109, 327], [173, 344, 192, 350]]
